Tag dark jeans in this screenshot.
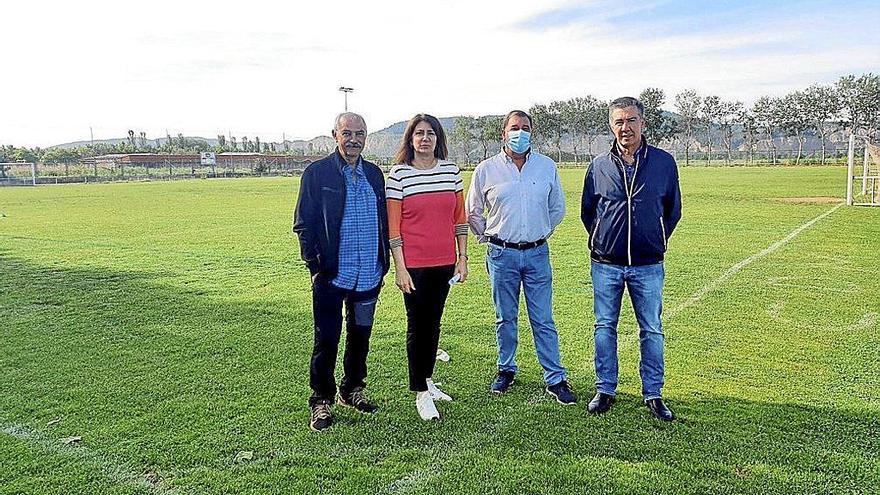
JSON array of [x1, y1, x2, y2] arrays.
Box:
[[309, 274, 381, 407], [403, 265, 455, 392]]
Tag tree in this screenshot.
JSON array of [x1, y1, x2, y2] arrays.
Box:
[[255, 136, 261, 153], [738, 106, 758, 165], [525, 101, 563, 161], [674, 89, 701, 166], [476, 115, 502, 160], [639, 88, 677, 146], [752, 96, 779, 165], [836, 73, 880, 138], [718, 100, 743, 165], [451, 116, 477, 164], [700, 95, 721, 165], [561, 98, 585, 164], [561, 95, 605, 164], [779, 91, 811, 165], [800, 84, 840, 164]]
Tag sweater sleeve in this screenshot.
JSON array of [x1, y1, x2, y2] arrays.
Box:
[[386, 168, 404, 248], [453, 190, 468, 236]]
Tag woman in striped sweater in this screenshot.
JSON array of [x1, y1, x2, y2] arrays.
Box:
[[386, 114, 469, 421]]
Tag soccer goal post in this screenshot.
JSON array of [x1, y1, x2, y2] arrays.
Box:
[[0, 162, 37, 186], [846, 134, 880, 207]]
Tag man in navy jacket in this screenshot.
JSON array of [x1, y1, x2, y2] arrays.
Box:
[[293, 112, 390, 431], [580, 97, 682, 421]]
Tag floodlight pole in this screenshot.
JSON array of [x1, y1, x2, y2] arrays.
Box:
[[338, 86, 354, 111]]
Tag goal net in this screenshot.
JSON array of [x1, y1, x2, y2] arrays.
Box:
[[846, 136, 880, 206], [0, 163, 36, 186]]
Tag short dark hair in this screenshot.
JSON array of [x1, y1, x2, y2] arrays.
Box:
[[608, 97, 644, 119], [393, 114, 449, 165], [502, 110, 532, 131]]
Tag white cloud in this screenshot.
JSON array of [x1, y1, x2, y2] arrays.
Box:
[[1, 0, 877, 147]]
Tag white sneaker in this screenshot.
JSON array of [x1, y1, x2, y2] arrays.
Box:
[[416, 391, 440, 420], [426, 378, 453, 402]]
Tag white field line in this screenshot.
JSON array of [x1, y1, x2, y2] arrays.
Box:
[[1, 422, 175, 494], [849, 312, 878, 332], [666, 203, 843, 321]]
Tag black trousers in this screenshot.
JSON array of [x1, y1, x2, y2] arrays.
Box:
[[309, 275, 380, 407], [403, 265, 455, 392]]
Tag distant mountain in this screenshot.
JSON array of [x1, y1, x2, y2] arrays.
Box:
[[48, 137, 216, 150], [46, 116, 478, 158], [372, 117, 459, 136]]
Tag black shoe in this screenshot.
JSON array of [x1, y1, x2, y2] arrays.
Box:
[[587, 392, 615, 414], [546, 380, 577, 405], [338, 387, 378, 414], [645, 398, 674, 421], [309, 401, 333, 431], [490, 370, 516, 394]]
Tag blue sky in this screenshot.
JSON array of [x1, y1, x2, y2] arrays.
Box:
[[1, 0, 878, 147]]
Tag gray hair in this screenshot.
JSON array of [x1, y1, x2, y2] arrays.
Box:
[[334, 112, 366, 131], [608, 97, 644, 119]]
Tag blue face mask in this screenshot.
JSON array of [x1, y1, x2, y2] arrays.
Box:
[[506, 130, 531, 154]]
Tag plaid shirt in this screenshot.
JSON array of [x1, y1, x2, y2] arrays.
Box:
[[332, 158, 382, 291]]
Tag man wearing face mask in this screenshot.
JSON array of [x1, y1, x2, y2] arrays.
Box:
[[466, 110, 575, 405]]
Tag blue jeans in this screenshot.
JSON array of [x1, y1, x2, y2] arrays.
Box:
[[486, 242, 567, 386], [591, 261, 665, 400]]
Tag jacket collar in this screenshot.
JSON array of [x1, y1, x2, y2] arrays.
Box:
[[610, 136, 648, 162], [333, 148, 363, 173]]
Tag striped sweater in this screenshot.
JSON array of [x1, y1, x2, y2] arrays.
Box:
[[386, 159, 468, 268]]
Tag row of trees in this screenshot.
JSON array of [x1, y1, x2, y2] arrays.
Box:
[[446, 73, 879, 166], [3, 73, 877, 171], [0, 133, 317, 174]]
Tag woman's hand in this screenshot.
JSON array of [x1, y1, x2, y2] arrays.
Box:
[[396, 267, 415, 294], [454, 257, 468, 283]]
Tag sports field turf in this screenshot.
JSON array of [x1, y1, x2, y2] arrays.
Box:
[[1, 167, 878, 494]]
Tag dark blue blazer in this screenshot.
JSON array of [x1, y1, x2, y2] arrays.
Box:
[[581, 140, 682, 266], [293, 151, 390, 278]]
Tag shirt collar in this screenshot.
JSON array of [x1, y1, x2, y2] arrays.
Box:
[[502, 146, 531, 164], [335, 148, 364, 174]]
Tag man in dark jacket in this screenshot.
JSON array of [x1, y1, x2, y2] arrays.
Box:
[[293, 112, 390, 431], [580, 97, 682, 421]]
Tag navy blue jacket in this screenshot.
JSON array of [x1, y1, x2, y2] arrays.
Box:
[[581, 139, 682, 266], [292, 151, 390, 278]]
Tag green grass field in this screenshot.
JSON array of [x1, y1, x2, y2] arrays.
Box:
[[1, 167, 878, 494]]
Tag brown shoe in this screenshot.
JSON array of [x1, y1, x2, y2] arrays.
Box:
[[309, 401, 333, 431], [338, 387, 378, 414]]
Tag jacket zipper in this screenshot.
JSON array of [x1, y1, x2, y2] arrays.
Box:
[[590, 217, 601, 250], [660, 215, 666, 250], [621, 154, 638, 265]]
